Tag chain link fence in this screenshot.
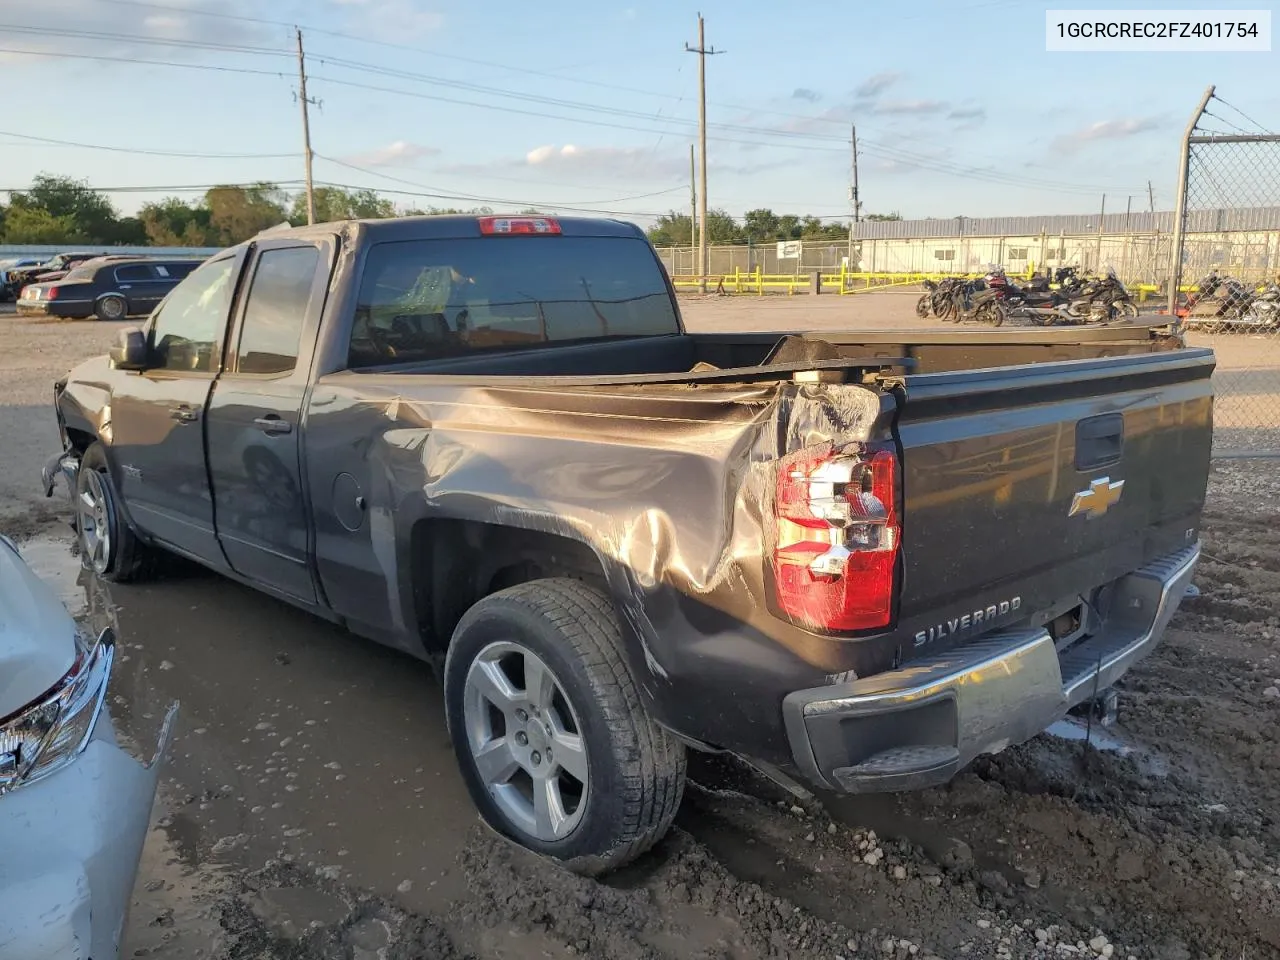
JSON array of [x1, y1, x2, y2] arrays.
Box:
[[1172, 92, 1280, 456]]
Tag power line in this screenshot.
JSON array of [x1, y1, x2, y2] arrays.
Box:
[[89, 0, 859, 129], [79, 0, 1157, 196], [0, 23, 292, 58], [0, 129, 295, 159], [1, 38, 1151, 197], [314, 154, 686, 210], [0, 181, 307, 194], [0, 45, 291, 78], [309, 180, 670, 218]]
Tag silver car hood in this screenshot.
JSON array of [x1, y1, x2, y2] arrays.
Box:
[[0, 541, 76, 720]]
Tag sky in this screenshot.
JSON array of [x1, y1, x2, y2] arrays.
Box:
[[1, 0, 1276, 228]]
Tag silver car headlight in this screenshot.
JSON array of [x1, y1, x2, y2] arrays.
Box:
[[0, 629, 114, 794]]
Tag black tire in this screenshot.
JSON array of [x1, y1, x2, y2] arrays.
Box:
[[915, 294, 931, 318], [1117, 301, 1139, 319], [444, 578, 686, 875], [76, 442, 157, 582], [95, 295, 127, 322]]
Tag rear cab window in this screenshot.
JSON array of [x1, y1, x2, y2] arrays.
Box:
[[347, 235, 679, 369], [62, 265, 97, 283]]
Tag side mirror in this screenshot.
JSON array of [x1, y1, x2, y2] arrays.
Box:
[[108, 327, 148, 371]]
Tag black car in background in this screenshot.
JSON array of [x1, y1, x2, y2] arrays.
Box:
[[16, 257, 204, 320]]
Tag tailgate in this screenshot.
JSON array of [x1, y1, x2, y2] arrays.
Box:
[[894, 348, 1214, 651]]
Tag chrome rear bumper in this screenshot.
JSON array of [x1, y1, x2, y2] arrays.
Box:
[[783, 544, 1199, 793]]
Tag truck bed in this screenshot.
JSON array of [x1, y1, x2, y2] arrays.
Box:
[[340, 323, 1185, 384]]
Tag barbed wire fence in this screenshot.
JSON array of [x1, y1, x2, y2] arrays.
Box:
[[1171, 87, 1280, 457]]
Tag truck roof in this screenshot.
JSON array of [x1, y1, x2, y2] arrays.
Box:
[[251, 213, 646, 245]]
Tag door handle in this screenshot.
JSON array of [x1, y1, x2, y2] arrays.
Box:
[[254, 416, 293, 435], [169, 406, 199, 423]]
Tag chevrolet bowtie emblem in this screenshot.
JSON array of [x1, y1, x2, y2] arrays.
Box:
[[1069, 476, 1125, 519]]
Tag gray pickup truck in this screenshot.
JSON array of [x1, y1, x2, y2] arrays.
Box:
[[44, 214, 1212, 872]]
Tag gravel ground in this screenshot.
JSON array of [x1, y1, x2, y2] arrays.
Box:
[[3, 296, 1279, 959]]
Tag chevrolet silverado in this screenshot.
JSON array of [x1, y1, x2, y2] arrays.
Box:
[[43, 215, 1212, 872]]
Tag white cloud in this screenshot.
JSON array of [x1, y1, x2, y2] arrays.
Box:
[[332, 0, 443, 40], [855, 72, 903, 99], [521, 144, 687, 179], [873, 99, 950, 116], [0, 0, 272, 63], [1051, 117, 1162, 152], [344, 140, 440, 167]]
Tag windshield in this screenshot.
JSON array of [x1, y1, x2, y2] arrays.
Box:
[[348, 235, 680, 368], [63, 265, 96, 282]]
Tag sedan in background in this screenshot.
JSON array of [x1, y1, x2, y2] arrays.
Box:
[[17, 257, 204, 321], [0, 533, 175, 960]]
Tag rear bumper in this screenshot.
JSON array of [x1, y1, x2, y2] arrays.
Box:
[[783, 543, 1199, 793], [16, 301, 89, 318]]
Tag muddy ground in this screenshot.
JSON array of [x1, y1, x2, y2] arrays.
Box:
[[3, 298, 1279, 959]]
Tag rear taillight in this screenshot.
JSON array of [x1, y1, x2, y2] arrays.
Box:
[[771, 443, 899, 632], [477, 216, 561, 235], [45, 287, 58, 301]]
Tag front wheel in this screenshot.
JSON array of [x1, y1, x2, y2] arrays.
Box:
[[445, 579, 686, 874], [1116, 301, 1139, 319], [915, 294, 931, 318], [75, 442, 156, 582]]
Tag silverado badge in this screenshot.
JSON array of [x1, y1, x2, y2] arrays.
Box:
[[1069, 476, 1124, 519]]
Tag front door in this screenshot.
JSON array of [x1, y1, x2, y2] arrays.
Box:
[[205, 239, 330, 603], [110, 253, 243, 561]]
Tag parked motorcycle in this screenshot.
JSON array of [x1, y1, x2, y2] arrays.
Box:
[[1011, 268, 1137, 325]]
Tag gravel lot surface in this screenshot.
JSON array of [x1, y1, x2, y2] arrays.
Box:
[[2, 295, 1278, 958]]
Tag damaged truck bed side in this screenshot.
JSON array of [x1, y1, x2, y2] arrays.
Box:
[[44, 215, 1213, 872]]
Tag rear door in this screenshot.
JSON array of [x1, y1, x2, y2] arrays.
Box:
[[205, 237, 331, 603], [893, 349, 1214, 655], [113, 263, 167, 314]]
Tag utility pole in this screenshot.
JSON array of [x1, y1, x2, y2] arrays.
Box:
[[847, 124, 860, 275], [296, 28, 318, 226], [1147, 180, 1156, 214], [1096, 194, 1106, 270], [686, 14, 723, 294], [689, 143, 697, 273], [851, 125, 861, 223]]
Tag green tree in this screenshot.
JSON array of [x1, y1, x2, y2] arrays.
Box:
[[742, 208, 781, 242], [203, 183, 290, 245], [1, 205, 80, 244], [704, 208, 742, 243], [7, 174, 119, 242], [646, 211, 695, 246], [865, 211, 902, 221], [139, 197, 215, 246], [291, 186, 397, 225]]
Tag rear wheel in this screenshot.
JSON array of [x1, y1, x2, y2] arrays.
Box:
[[95, 295, 127, 322], [75, 442, 156, 582], [445, 579, 686, 874]]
